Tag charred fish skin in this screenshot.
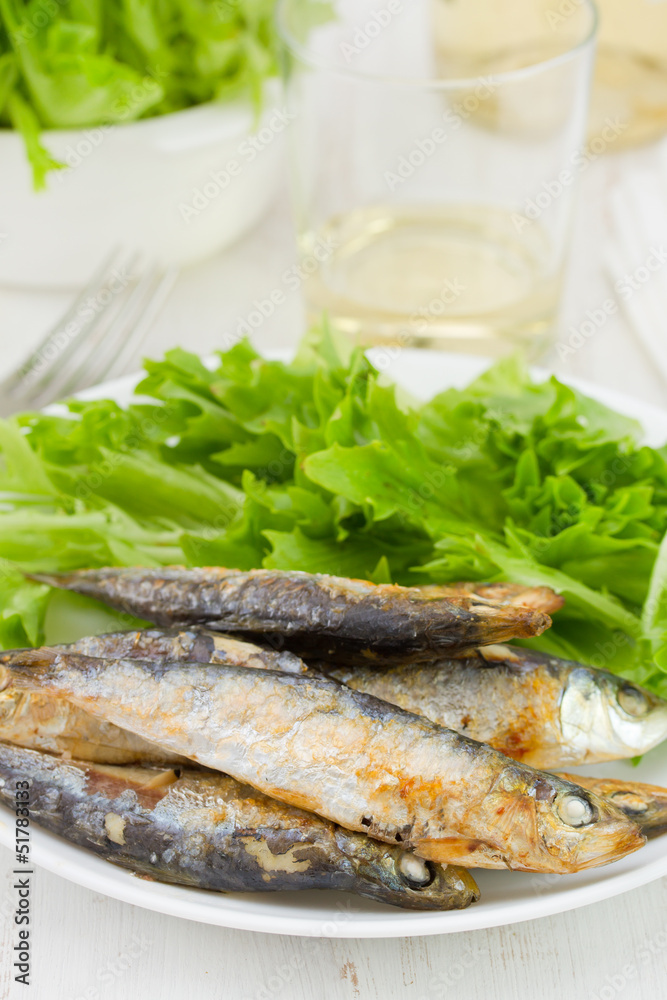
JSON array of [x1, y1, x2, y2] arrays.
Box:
[[29, 568, 552, 664], [557, 774, 667, 840], [6, 650, 645, 874], [0, 744, 479, 910], [0, 685, 189, 765], [327, 645, 667, 768]]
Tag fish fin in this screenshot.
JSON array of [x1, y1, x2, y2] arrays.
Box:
[[24, 572, 61, 586], [414, 836, 507, 869], [511, 588, 565, 614], [3, 646, 59, 685]]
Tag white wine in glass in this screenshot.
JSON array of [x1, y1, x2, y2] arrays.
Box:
[[301, 203, 560, 352], [279, 0, 597, 353]]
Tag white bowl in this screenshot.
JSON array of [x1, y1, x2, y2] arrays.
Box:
[[0, 83, 286, 288]]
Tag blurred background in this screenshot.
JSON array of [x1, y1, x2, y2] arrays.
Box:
[[1, 0, 667, 400]]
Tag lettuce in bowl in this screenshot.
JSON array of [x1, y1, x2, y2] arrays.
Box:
[[0, 0, 278, 187]]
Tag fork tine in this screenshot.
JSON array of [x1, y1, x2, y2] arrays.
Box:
[[3, 251, 121, 392], [71, 265, 176, 392], [105, 267, 178, 381], [49, 265, 149, 400], [33, 253, 142, 404], [0, 251, 135, 414], [0, 253, 176, 418]]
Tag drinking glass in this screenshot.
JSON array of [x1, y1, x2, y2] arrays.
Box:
[[277, 0, 598, 354]]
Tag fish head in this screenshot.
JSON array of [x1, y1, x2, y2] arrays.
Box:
[[558, 774, 667, 840], [605, 784, 667, 839], [530, 772, 646, 872], [334, 830, 479, 910], [477, 766, 645, 873], [559, 667, 667, 762]]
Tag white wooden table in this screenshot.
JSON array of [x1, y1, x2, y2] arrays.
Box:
[[2, 140, 667, 1000]]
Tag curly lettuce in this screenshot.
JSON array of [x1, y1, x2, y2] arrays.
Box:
[[1, 325, 667, 695]]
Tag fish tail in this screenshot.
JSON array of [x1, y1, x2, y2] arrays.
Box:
[[25, 572, 137, 617], [24, 572, 59, 585], [26, 572, 86, 591], [25, 571, 119, 605], [0, 647, 30, 664]]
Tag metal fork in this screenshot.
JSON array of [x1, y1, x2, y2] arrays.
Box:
[[0, 252, 178, 417]]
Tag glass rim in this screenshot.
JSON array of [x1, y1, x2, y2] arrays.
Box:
[[276, 0, 599, 89]]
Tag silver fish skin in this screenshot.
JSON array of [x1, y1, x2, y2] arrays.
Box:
[[0, 629, 305, 764], [5, 648, 645, 874], [45, 627, 307, 674], [0, 685, 189, 766], [326, 645, 667, 768], [0, 743, 479, 910], [28, 567, 552, 664]]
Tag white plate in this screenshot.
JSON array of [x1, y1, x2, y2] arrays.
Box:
[[2, 350, 667, 938]]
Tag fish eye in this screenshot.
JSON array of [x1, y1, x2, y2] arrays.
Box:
[[610, 790, 649, 815], [617, 684, 649, 718], [557, 794, 595, 828], [398, 854, 434, 888]]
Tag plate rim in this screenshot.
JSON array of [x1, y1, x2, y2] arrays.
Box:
[[1, 814, 667, 937]]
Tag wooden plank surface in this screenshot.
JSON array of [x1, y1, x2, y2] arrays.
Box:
[[1, 853, 666, 1000]]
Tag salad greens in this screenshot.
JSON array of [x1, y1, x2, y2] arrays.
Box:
[[0, 0, 279, 187], [2, 324, 667, 695]]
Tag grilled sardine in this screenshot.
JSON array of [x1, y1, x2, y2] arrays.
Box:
[[327, 645, 667, 768], [5, 648, 645, 873], [29, 568, 553, 664], [0, 629, 306, 762], [0, 743, 479, 909], [35, 627, 306, 674]]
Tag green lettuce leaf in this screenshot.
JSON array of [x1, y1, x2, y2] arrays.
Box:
[[0, 325, 667, 697]]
